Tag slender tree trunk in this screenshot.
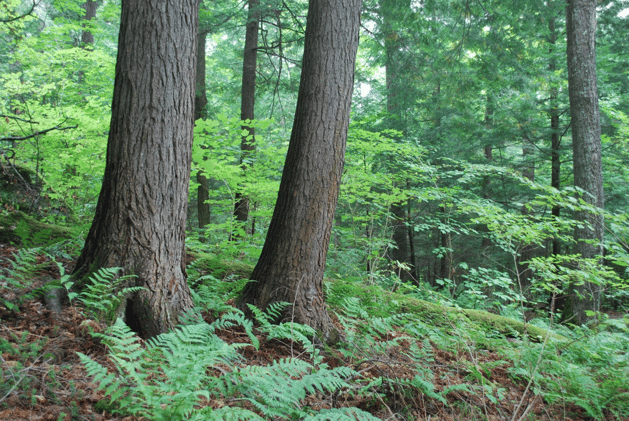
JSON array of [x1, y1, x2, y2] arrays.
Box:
[[72, 0, 197, 338], [232, 0, 260, 238], [549, 14, 562, 258], [517, 139, 535, 296], [407, 199, 418, 283], [481, 95, 494, 251], [81, 0, 97, 47], [382, 0, 414, 280], [390, 202, 412, 281], [565, 0, 604, 324], [196, 27, 211, 228], [548, 11, 566, 313], [238, 0, 362, 342]]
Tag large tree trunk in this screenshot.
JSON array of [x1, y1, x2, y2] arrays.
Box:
[[238, 0, 361, 342], [565, 0, 604, 324], [232, 0, 260, 238], [72, 0, 197, 338], [196, 27, 211, 228]]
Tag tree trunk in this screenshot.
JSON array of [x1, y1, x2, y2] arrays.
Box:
[[196, 27, 211, 228], [565, 0, 604, 324], [232, 0, 260, 238], [81, 0, 97, 47], [238, 0, 361, 342], [517, 139, 535, 296], [389, 202, 412, 281], [382, 0, 414, 281], [72, 0, 197, 338]]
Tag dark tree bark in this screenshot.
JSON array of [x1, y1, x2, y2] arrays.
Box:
[[72, 0, 198, 338], [81, 0, 97, 47], [238, 0, 362, 342], [196, 26, 211, 228], [389, 203, 412, 281], [550, 13, 562, 257], [232, 0, 260, 238], [565, 0, 604, 324]]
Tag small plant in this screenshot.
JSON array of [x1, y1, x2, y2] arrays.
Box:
[[57, 266, 142, 323], [0, 331, 60, 407], [0, 247, 50, 311], [79, 311, 379, 421]]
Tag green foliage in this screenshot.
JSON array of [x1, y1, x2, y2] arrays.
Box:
[[504, 315, 629, 419], [79, 313, 378, 420], [191, 115, 286, 246], [60, 267, 142, 323], [0, 247, 49, 311], [0, 330, 61, 408]]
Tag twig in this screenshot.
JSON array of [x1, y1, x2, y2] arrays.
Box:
[[1, 124, 78, 142]]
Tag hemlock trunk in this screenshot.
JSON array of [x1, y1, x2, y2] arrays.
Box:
[[72, 0, 198, 338], [237, 0, 362, 342]]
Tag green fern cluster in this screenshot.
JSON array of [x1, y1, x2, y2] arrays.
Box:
[[0, 247, 50, 311], [506, 317, 629, 419], [79, 307, 379, 421], [60, 266, 142, 323]]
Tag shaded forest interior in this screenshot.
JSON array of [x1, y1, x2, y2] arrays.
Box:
[[2, 0, 629, 420]]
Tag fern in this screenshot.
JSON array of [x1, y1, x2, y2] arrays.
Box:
[[189, 275, 235, 314], [0, 247, 50, 311], [248, 301, 290, 327], [67, 267, 142, 323], [221, 358, 369, 419], [79, 316, 243, 420], [190, 406, 263, 421], [303, 408, 381, 420]]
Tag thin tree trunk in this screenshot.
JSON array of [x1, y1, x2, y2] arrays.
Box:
[[196, 27, 211, 228], [565, 0, 604, 324], [549, 14, 562, 257], [81, 0, 97, 47], [517, 139, 535, 296], [232, 0, 260, 239]]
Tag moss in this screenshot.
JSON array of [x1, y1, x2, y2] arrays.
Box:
[[187, 253, 254, 280], [0, 210, 77, 246], [325, 278, 567, 342]]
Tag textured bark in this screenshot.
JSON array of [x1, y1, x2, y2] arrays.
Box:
[[565, 0, 604, 324], [232, 0, 260, 237], [73, 0, 197, 338], [196, 27, 211, 228], [238, 0, 361, 342]]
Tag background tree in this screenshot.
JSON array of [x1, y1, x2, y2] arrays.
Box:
[[196, 2, 211, 229], [238, 0, 362, 341], [564, 0, 604, 323], [72, 0, 198, 337], [232, 0, 260, 238]]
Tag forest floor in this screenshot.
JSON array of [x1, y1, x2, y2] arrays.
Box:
[[0, 244, 623, 421]]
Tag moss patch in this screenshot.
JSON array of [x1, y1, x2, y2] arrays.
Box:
[[0, 211, 77, 246], [326, 278, 566, 342]]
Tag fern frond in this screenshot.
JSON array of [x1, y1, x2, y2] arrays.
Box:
[[304, 407, 381, 420], [191, 406, 263, 421]]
